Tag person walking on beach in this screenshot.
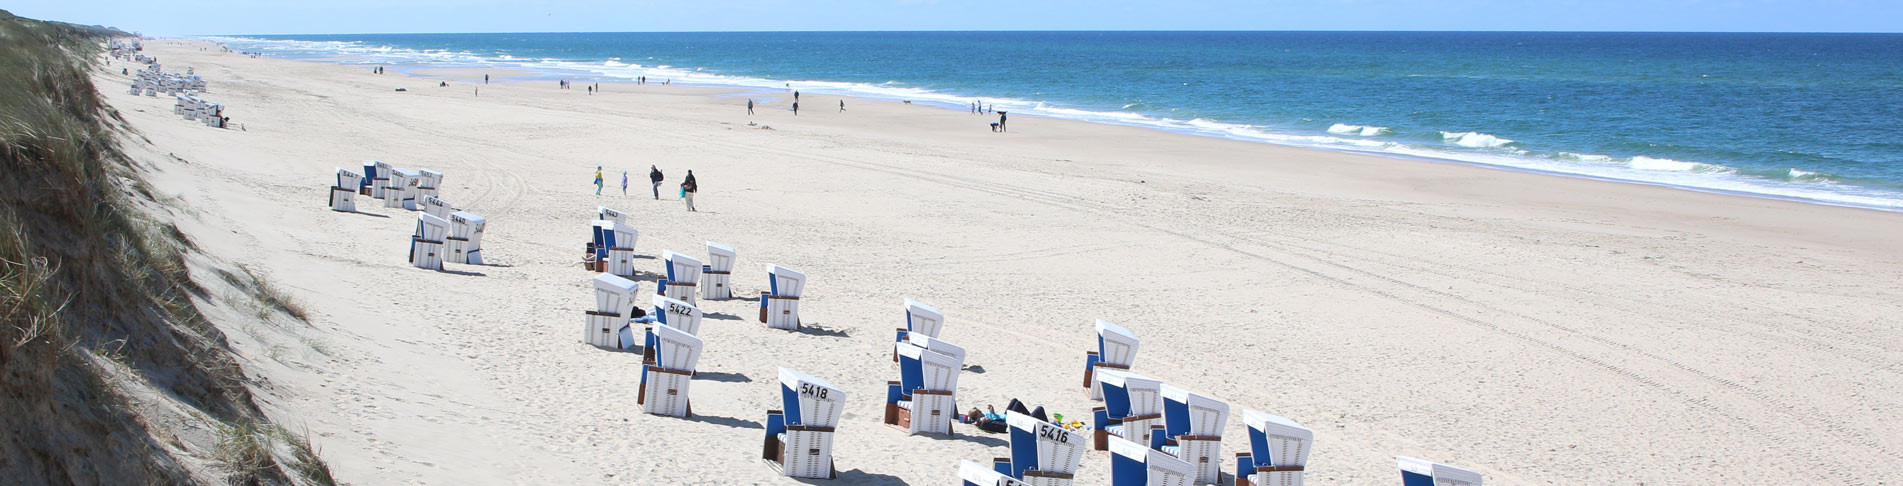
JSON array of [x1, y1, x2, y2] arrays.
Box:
[[839, 100, 845, 112], [620, 171, 628, 195], [593, 166, 604, 195], [794, 91, 800, 103], [649, 165, 664, 200], [747, 99, 755, 115], [998, 111, 1008, 132], [680, 171, 698, 212], [793, 102, 800, 116], [484, 74, 489, 84]]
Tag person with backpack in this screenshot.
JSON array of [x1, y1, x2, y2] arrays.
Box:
[[681, 170, 698, 212], [648, 165, 664, 200]]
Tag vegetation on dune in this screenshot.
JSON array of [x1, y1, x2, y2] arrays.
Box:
[[1, 9, 334, 485]]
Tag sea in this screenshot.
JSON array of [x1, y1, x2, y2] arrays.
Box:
[[203, 32, 1903, 211]]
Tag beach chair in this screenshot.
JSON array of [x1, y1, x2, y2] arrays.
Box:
[[1109, 435, 1196, 486], [656, 250, 703, 305], [1093, 369, 1164, 451], [960, 460, 1029, 486], [420, 195, 453, 219], [362, 161, 391, 198], [700, 242, 736, 300], [1153, 385, 1229, 484], [330, 168, 361, 212], [417, 169, 443, 199], [1397, 457, 1482, 486], [893, 299, 946, 360], [583, 274, 638, 349], [447, 211, 486, 265], [387, 169, 420, 210], [1233, 411, 1313, 486], [759, 264, 807, 330], [763, 368, 845, 479], [409, 214, 449, 270], [597, 205, 626, 225], [636, 294, 703, 362], [596, 222, 638, 278], [636, 324, 701, 418], [1084, 320, 1140, 400], [884, 339, 964, 435], [993, 411, 1088, 486]]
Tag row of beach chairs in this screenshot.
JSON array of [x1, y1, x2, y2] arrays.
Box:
[[570, 204, 1479, 484], [327, 162, 485, 270], [172, 94, 225, 127]]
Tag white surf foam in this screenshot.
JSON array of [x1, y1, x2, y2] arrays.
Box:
[[1328, 124, 1392, 137], [1440, 131, 1516, 148]]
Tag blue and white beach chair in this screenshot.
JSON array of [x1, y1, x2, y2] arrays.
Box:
[[1397, 456, 1481, 486], [1093, 369, 1164, 451], [759, 264, 807, 330], [583, 274, 638, 349], [657, 250, 703, 305], [894, 299, 945, 360], [420, 194, 452, 220], [1234, 410, 1313, 486], [763, 368, 845, 479], [409, 213, 449, 270], [701, 242, 736, 300], [1154, 384, 1229, 484], [417, 168, 443, 199], [446, 211, 485, 265], [635, 294, 702, 361], [993, 411, 1087, 486], [637, 324, 701, 417], [595, 222, 638, 278], [362, 160, 390, 199], [960, 460, 1028, 486], [597, 205, 626, 225], [330, 168, 361, 212], [1108, 435, 1195, 486], [884, 339, 965, 435], [388, 168, 421, 211], [1084, 320, 1139, 400]]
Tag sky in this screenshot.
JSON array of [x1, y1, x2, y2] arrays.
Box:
[[9, 0, 1902, 35]]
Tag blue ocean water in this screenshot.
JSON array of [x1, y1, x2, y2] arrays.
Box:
[[209, 32, 1903, 210]]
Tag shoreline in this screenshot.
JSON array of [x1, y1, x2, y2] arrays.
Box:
[[104, 38, 1903, 484], [198, 34, 1903, 212]]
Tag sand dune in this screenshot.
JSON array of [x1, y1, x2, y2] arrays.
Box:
[[97, 39, 1903, 484]]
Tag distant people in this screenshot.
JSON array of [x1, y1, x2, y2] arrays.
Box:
[[475, 87, 479, 97], [839, 100, 845, 112], [792, 102, 799, 116], [620, 171, 628, 195], [794, 91, 800, 103], [588, 85, 593, 95], [998, 111, 1008, 132], [649, 165, 664, 200], [681, 171, 698, 212], [747, 99, 755, 115], [484, 74, 489, 84], [594, 165, 604, 195], [439, 81, 447, 87]]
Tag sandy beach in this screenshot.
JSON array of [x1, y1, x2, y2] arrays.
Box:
[[95, 39, 1903, 484]]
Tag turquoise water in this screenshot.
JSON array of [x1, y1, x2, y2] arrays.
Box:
[[209, 32, 1903, 210]]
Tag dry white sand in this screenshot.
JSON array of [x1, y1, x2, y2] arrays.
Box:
[[97, 39, 1903, 484]]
